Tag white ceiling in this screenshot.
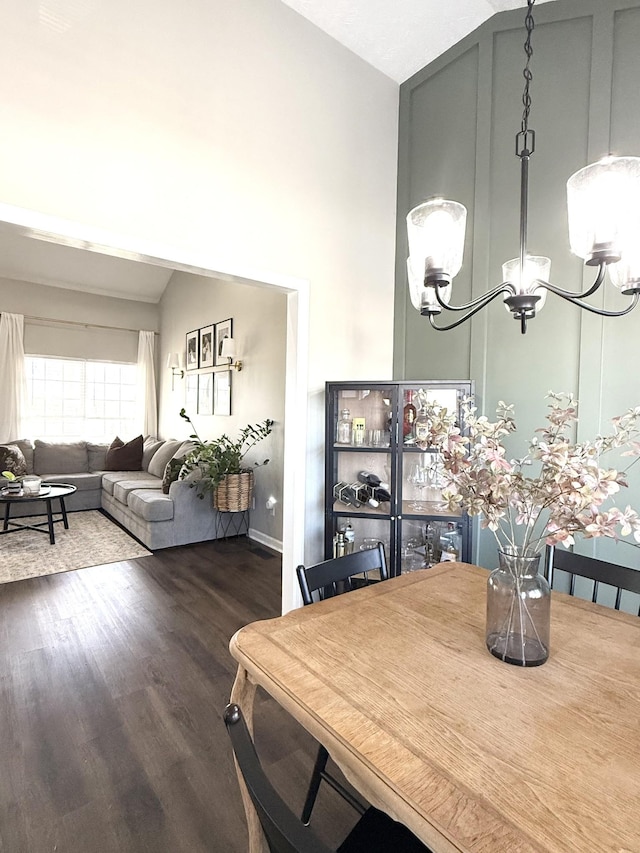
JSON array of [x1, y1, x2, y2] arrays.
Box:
[[279, 0, 553, 84], [0, 0, 553, 302], [0, 228, 173, 303]]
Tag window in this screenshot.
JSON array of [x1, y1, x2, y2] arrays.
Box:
[[24, 356, 139, 443]]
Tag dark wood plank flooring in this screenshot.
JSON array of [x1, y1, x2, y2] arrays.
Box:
[[0, 537, 358, 852]]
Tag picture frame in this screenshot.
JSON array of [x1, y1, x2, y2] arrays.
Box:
[[199, 325, 214, 369], [186, 329, 199, 371], [185, 373, 198, 412], [197, 373, 214, 416], [214, 370, 232, 416], [214, 318, 233, 366]]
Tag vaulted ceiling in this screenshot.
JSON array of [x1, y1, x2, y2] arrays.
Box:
[[278, 0, 553, 83], [1, 0, 552, 302]]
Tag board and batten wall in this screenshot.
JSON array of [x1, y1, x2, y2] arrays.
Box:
[[160, 271, 287, 552], [395, 0, 640, 570]]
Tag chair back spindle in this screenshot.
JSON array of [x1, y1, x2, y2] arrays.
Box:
[[545, 546, 640, 616]]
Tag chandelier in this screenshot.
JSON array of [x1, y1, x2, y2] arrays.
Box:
[[406, 0, 640, 334]]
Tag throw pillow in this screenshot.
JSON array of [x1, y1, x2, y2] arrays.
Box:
[[5, 439, 34, 473], [162, 457, 184, 494], [87, 442, 109, 472], [0, 444, 27, 478], [104, 435, 144, 471], [142, 437, 164, 470], [147, 439, 184, 478]]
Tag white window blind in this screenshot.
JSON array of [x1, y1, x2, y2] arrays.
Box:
[[24, 356, 138, 443]]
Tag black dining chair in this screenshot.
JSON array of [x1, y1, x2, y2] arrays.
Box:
[[224, 703, 431, 853], [295, 544, 389, 825], [544, 545, 640, 615]]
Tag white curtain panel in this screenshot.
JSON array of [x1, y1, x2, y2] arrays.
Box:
[[0, 312, 26, 443], [137, 330, 158, 438]]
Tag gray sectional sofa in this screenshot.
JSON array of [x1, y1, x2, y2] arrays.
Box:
[[3, 436, 234, 550]]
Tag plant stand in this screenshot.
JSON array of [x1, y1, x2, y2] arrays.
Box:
[[215, 508, 250, 541]]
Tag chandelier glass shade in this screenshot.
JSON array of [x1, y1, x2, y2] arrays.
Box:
[[407, 0, 640, 334]]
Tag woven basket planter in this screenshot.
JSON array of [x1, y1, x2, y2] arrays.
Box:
[[213, 471, 254, 512]]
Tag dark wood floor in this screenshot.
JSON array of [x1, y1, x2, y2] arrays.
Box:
[[0, 537, 358, 852]]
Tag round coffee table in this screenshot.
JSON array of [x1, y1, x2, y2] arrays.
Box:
[[0, 483, 78, 545]]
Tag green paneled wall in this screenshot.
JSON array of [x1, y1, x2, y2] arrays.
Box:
[[395, 0, 640, 569]]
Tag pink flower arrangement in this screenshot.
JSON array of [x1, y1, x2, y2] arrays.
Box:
[[424, 392, 640, 555]]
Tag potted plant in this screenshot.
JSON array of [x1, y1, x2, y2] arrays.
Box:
[[421, 392, 640, 667], [178, 409, 274, 511], [1, 471, 22, 494]]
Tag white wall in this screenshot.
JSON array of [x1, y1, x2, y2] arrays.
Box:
[[160, 271, 287, 550], [0, 277, 159, 362], [0, 0, 399, 593]]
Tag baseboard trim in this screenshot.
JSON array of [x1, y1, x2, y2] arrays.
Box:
[[249, 528, 283, 553]]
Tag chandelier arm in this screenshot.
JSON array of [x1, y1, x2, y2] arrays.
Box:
[[536, 263, 606, 301], [428, 287, 516, 331], [539, 289, 639, 317], [434, 281, 516, 312]]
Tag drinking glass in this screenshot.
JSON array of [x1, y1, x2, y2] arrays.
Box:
[[408, 463, 428, 510]]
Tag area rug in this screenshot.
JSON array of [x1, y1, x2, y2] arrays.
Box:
[[0, 510, 151, 584]]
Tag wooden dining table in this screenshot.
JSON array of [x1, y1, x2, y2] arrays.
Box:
[[228, 562, 640, 853]]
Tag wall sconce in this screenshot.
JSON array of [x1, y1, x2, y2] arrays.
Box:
[[167, 352, 185, 390], [220, 337, 243, 371]]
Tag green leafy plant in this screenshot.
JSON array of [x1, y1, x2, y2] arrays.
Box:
[[178, 409, 274, 498]]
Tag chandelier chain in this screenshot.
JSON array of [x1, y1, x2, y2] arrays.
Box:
[[520, 0, 535, 135]]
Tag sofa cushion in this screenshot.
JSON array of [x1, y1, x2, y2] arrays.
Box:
[[40, 472, 103, 492], [87, 443, 109, 472], [0, 444, 28, 478], [105, 435, 143, 471], [101, 470, 158, 495], [127, 489, 174, 522], [34, 440, 89, 475], [113, 478, 163, 505], [147, 440, 183, 478], [142, 437, 164, 470]]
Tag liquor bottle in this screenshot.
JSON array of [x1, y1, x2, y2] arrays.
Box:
[[334, 531, 345, 558], [413, 404, 432, 450], [440, 522, 461, 561], [333, 482, 362, 507], [424, 522, 439, 568], [336, 409, 352, 444], [356, 485, 380, 509], [344, 522, 355, 555], [403, 390, 417, 443], [357, 471, 390, 491], [352, 417, 366, 446]]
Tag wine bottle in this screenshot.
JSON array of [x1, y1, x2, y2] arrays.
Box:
[[356, 486, 380, 509], [357, 471, 390, 491], [372, 486, 392, 503]]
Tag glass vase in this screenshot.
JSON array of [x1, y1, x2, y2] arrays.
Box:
[[486, 549, 550, 667]]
